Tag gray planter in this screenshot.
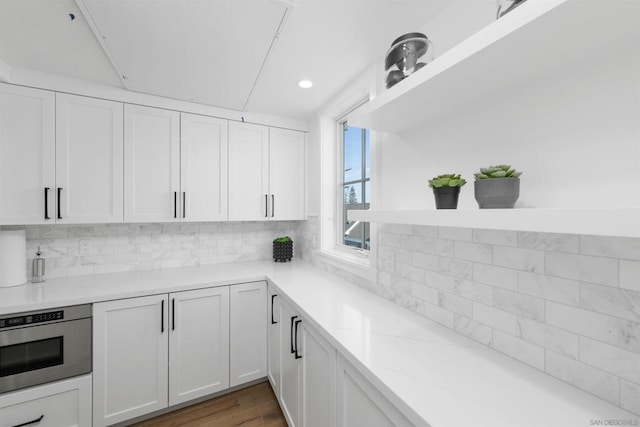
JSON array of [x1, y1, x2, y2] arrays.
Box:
[[474, 178, 520, 208]]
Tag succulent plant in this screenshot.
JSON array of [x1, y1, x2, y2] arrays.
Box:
[[273, 236, 293, 243], [474, 165, 522, 180], [428, 174, 467, 188]]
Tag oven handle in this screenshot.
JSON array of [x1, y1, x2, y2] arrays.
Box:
[[12, 414, 44, 427]]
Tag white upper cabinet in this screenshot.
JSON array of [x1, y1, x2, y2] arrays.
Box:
[[228, 122, 305, 221], [0, 84, 55, 225], [180, 113, 228, 222], [124, 104, 180, 222], [269, 128, 305, 221], [228, 121, 269, 221], [56, 93, 124, 223]]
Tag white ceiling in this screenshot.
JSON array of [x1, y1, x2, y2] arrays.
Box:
[[0, 0, 452, 121]]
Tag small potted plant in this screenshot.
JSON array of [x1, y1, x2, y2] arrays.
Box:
[[474, 165, 522, 208], [428, 174, 466, 209], [273, 236, 293, 262]]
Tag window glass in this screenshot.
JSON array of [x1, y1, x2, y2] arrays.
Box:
[[340, 123, 370, 251]]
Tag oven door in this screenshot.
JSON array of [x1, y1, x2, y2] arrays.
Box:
[[0, 318, 91, 393]]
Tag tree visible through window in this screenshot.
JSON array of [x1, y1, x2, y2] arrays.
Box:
[[341, 122, 370, 250]]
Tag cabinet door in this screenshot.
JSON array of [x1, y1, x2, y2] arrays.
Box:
[[269, 128, 305, 221], [169, 286, 229, 406], [124, 104, 180, 222], [336, 354, 414, 427], [0, 374, 92, 427], [279, 300, 301, 427], [230, 281, 267, 387], [181, 113, 228, 222], [93, 295, 169, 427], [228, 122, 269, 221], [301, 322, 336, 427], [56, 93, 124, 223], [0, 84, 55, 225], [267, 285, 281, 395]]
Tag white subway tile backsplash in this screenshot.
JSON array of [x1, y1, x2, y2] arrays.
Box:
[[412, 282, 439, 305], [546, 302, 619, 346], [580, 235, 640, 261], [398, 263, 425, 283], [438, 257, 472, 279], [453, 279, 493, 305], [411, 225, 438, 238], [412, 252, 438, 271], [422, 302, 455, 328], [516, 318, 579, 359], [517, 231, 579, 253], [438, 291, 473, 317], [620, 260, 640, 291], [424, 270, 456, 293], [545, 252, 619, 287], [579, 337, 640, 384], [473, 263, 518, 290], [454, 241, 493, 263], [620, 380, 640, 415], [493, 289, 545, 322], [619, 320, 640, 354], [492, 330, 545, 370], [438, 226, 472, 242], [545, 351, 620, 405], [473, 302, 517, 335], [472, 228, 517, 247], [579, 282, 640, 322], [493, 246, 544, 273], [517, 272, 579, 306], [453, 315, 493, 345]]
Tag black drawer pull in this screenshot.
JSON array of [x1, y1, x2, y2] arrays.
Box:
[[12, 415, 44, 427], [271, 294, 278, 324], [174, 192, 177, 218], [161, 300, 165, 333], [56, 187, 62, 219], [290, 315, 298, 354], [264, 194, 268, 217], [44, 187, 50, 220], [172, 298, 176, 331], [294, 319, 302, 359]]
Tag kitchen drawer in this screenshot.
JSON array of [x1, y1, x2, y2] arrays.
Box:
[[0, 374, 91, 427]]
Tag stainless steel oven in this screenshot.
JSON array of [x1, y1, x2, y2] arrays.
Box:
[[0, 304, 91, 394]]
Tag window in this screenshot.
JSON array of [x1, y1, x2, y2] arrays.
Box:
[[339, 121, 370, 251]]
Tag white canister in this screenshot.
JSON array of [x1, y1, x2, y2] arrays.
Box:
[[0, 229, 28, 287]]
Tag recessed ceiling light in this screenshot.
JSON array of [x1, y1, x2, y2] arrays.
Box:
[[297, 80, 313, 89]]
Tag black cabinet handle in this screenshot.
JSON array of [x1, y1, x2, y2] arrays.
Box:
[[174, 192, 177, 218], [161, 300, 165, 333], [271, 294, 278, 324], [172, 298, 176, 331], [12, 415, 44, 427], [265, 194, 268, 217], [290, 315, 298, 354], [294, 319, 302, 359], [271, 194, 275, 218], [182, 192, 186, 218], [44, 187, 50, 220], [56, 187, 62, 219]]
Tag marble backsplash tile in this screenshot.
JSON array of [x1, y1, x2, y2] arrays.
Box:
[[21, 221, 300, 280]]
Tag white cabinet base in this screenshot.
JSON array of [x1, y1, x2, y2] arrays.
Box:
[[0, 375, 92, 427]]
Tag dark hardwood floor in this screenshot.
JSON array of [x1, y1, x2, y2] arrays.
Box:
[[132, 382, 287, 427]]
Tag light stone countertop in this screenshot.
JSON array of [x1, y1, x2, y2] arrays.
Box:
[[0, 260, 636, 426]]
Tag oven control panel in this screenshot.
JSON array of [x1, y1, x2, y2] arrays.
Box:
[[0, 310, 64, 329]]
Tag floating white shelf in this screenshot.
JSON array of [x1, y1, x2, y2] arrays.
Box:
[[348, 208, 640, 237], [348, 0, 639, 133]]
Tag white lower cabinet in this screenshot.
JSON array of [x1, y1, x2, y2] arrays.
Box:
[[336, 354, 413, 427], [169, 287, 230, 406], [93, 283, 266, 426], [275, 295, 336, 427], [93, 294, 169, 427], [0, 374, 92, 427], [230, 281, 267, 387], [267, 286, 281, 395]]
